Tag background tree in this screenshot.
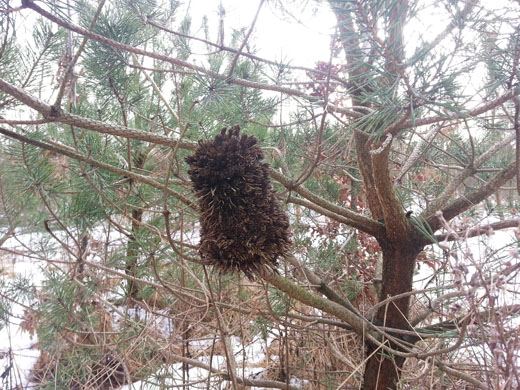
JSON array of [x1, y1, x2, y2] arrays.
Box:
[[0, 0, 519, 389]]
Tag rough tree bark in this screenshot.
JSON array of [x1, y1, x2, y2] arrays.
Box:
[[330, 2, 419, 387]]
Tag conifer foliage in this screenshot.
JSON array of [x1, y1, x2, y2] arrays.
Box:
[[186, 126, 291, 279]]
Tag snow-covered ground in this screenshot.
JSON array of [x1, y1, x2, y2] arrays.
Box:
[[0, 231, 301, 390], [0, 241, 44, 389], [1, 218, 518, 389]]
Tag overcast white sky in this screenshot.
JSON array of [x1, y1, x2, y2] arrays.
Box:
[[184, 0, 337, 68]]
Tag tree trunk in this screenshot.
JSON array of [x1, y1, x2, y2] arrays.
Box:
[[126, 208, 143, 299], [125, 152, 146, 300], [363, 243, 422, 390]]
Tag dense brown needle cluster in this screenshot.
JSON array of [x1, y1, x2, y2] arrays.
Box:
[[185, 126, 291, 279]]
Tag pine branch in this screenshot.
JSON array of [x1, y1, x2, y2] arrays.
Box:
[[0, 126, 196, 209], [261, 271, 368, 337], [53, 0, 106, 108], [426, 161, 517, 234], [399, 86, 520, 129], [20, 0, 364, 118], [270, 168, 385, 237], [434, 218, 520, 242], [424, 133, 515, 216], [0, 77, 195, 150], [144, 17, 348, 86]]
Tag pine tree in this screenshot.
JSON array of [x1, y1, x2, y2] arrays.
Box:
[[0, 1, 519, 389]]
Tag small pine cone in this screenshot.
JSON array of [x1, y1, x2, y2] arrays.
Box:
[[185, 126, 291, 279]]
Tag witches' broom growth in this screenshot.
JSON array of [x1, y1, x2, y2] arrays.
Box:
[[186, 126, 291, 279]]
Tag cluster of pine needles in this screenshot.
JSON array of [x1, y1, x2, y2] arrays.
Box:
[[186, 126, 291, 279]]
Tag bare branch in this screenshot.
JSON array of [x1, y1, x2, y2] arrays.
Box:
[[434, 218, 520, 242], [400, 86, 520, 130], [426, 162, 516, 233]]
